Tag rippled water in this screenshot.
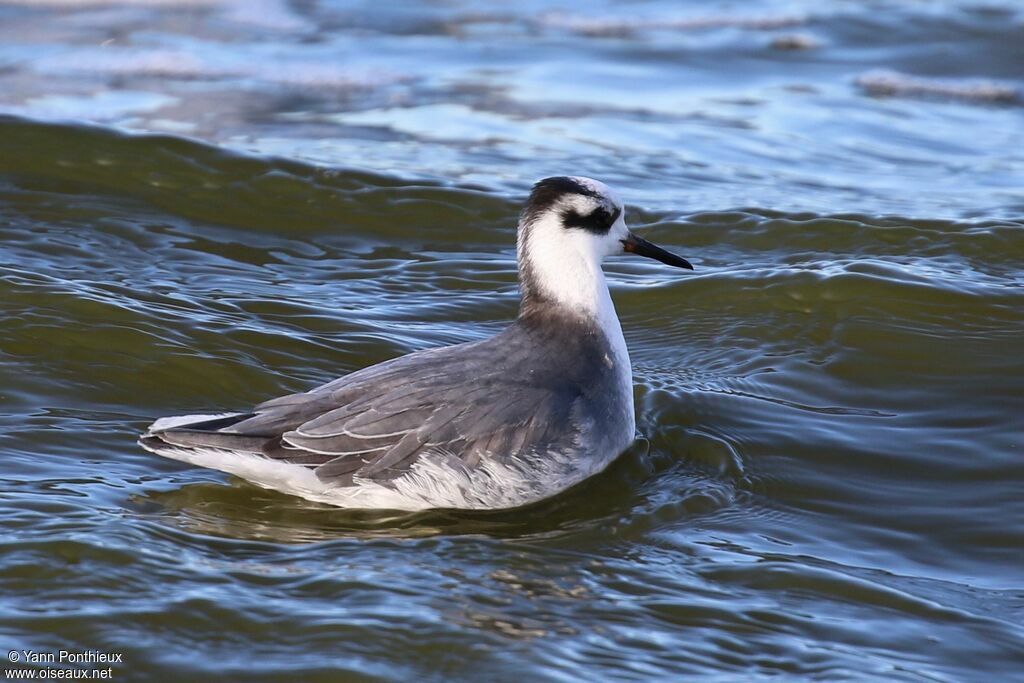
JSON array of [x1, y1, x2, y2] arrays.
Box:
[[2, 1, 1023, 681]]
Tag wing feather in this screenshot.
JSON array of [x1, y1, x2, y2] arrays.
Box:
[[145, 318, 617, 489]]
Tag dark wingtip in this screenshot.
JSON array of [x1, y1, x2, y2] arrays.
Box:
[[138, 434, 168, 450]]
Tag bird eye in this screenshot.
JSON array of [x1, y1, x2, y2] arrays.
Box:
[[561, 205, 618, 234]]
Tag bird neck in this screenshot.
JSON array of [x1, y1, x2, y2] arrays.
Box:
[[517, 238, 622, 341], [516, 236, 634, 422]]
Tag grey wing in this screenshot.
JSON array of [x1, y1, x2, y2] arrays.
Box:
[[164, 340, 585, 487], [286, 376, 580, 485]]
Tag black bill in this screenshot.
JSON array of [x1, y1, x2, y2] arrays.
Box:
[[621, 232, 693, 270]]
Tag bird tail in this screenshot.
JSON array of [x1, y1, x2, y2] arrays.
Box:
[[138, 412, 267, 460]]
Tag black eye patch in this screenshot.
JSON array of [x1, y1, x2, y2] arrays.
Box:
[[561, 206, 621, 234]]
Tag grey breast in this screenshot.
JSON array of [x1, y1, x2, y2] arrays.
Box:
[[146, 309, 626, 487]]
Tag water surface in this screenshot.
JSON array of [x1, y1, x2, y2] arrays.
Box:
[[1, 1, 1023, 681]]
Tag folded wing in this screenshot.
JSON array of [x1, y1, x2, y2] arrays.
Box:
[[144, 337, 584, 487]]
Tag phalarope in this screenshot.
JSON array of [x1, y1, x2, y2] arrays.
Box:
[[141, 176, 692, 510]]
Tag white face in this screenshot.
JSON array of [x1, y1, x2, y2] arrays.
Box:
[[517, 176, 631, 318], [523, 176, 630, 264], [562, 176, 630, 258], [517, 175, 692, 318]]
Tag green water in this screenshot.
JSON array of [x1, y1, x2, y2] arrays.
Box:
[[1, 1, 1023, 681]]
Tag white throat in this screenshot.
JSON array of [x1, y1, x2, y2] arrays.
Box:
[[517, 213, 634, 413], [522, 235, 620, 330], [518, 223, 636, 438]]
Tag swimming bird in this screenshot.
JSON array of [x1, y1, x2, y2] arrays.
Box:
[[140, 176, 692, 510]]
